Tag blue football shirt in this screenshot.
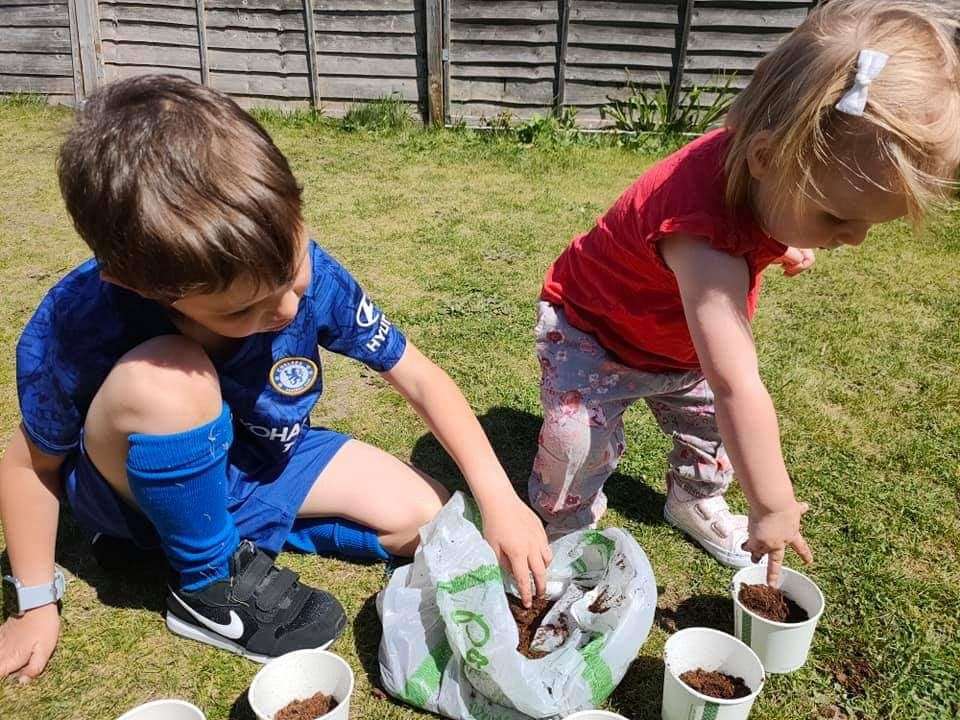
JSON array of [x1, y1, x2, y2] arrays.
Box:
[[16, 241, 407, 467]]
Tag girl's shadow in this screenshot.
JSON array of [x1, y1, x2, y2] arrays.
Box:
[[410, 405, 667, 527]]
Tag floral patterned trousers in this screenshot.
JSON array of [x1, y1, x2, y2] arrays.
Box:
[[529, 302, 734, 537]]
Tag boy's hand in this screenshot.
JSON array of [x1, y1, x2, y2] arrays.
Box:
[[744, 502, 813, 586], [482, 497, 552, 609], [774, 247, 816, 276], [0, 603, 60, 683]]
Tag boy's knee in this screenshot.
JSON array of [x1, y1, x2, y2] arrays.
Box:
[[90, 335, 222, 436], [381, 479, 448, 557], [404, 477, 447, 534], [414, 483, 448, 527]]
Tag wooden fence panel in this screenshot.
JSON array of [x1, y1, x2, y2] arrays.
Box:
[[564, 0, 681, 127], [0, 1, 75, 104], [684, 1, 813, 79], [205, 0, 311, 104], [448, 0, 560, 125], [99, 0, 201, 90], [1, 0, 818, 122], [311, 0, 425, 118]]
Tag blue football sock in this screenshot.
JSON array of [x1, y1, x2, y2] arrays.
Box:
[[126, 404, 239, 591], [286, 517, 391, 561]]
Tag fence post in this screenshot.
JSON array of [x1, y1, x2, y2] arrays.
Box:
[[668, 0, 694, 120], [195, 0, 210, 85], [73, 0, 103, 96], [442, 0, 451, 124], [302, 0, 320, 110], [553, 0, 570, 116], [425, 0, 444, 126], [67, 0, 84, 102]]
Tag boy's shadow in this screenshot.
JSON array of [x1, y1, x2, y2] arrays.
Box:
[[18, 507, 170, 615], [411, 406, 666, 527]]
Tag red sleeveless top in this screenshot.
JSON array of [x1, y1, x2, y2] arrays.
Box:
[[541, 129, 787, 372]]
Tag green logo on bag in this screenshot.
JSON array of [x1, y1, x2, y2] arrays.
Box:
[[453, 609, 492, 670], [401, 638, 453, 708], [437, 565, 502, 594], [579, 634, 615, 705]]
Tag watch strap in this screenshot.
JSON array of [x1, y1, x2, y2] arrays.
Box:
[[11, 570, 66, 613]]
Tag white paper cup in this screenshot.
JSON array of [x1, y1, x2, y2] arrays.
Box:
[[565, 711, 629, 719], [116, 699, 205, 720], [248, 649, 354, 720], [662, 627, 765, 720], [731, 565, 825, 674]]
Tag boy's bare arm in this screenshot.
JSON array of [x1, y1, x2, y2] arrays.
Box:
[[381, 342, 552, 608], [660, 235, 813, 585], [0, 426, 65, 682]]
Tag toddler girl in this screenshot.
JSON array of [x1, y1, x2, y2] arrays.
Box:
[[529, 0, 960, 584]]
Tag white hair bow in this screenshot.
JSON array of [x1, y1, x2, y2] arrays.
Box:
[[835, 49, 889, 116]]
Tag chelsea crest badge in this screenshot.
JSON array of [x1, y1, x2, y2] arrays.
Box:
[[269, 357, 319, 396]]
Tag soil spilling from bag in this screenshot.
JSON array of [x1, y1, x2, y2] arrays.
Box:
[[738, 583, 809, 623], [680, 668, 752, 699], [274, 691, 338, 720], [588, 588, 613, 613], [507, 593, 558, 659]]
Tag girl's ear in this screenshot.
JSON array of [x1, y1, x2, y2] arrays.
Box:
[[746, 131, 774, 179]]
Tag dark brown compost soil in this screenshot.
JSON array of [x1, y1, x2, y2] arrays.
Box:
[[507, 593, 556, 659], [588, 588, 612, 613], [738, 583, 809, 623], [680, 668, 752, 699], [274, 691, 338, 720]]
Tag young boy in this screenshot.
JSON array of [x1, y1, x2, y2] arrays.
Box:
[[0, 75, 551, 681]]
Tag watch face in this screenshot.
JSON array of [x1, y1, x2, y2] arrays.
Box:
[[1, 577, 20, 616]]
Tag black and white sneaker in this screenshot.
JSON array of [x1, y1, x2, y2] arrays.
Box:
[[165, 540, 347, 663]]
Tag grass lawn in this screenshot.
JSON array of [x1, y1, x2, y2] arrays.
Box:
[[0, 99, 958, 720]]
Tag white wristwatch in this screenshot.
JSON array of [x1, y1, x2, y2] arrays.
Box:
[[2, 568, 66, 616]]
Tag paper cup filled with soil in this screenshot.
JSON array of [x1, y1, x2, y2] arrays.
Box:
[[731, 564, 825, 674], [248, 649, 354, 720], [662, 627, 764, 720], [116, 699, 206, 720]]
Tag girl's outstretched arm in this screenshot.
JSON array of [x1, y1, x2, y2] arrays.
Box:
[[661, 235, 813, 585]]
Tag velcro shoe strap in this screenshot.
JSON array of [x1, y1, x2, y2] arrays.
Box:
[[255, 567, 299, 611], [232, 552, 274, 602], [276, 583, 313, 624]]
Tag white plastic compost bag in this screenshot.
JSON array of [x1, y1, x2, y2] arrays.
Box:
[[377, 492, 657, 719]]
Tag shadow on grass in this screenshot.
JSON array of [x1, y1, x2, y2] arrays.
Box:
[[656, 594, 734, 635], [411, 405, 666, 527], [608, 655, 665, 720], [229, 690, 256, 720], [353, 592, 385, 690], [30, 508, 168, 615]]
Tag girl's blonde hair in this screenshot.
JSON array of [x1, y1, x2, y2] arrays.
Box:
[[725, 0, 960, 222]]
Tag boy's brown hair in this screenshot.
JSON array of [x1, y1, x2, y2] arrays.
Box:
[[58, 74, 303, 301]]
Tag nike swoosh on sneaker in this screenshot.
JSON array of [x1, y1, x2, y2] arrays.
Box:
[[170, 591, 245, 640]]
